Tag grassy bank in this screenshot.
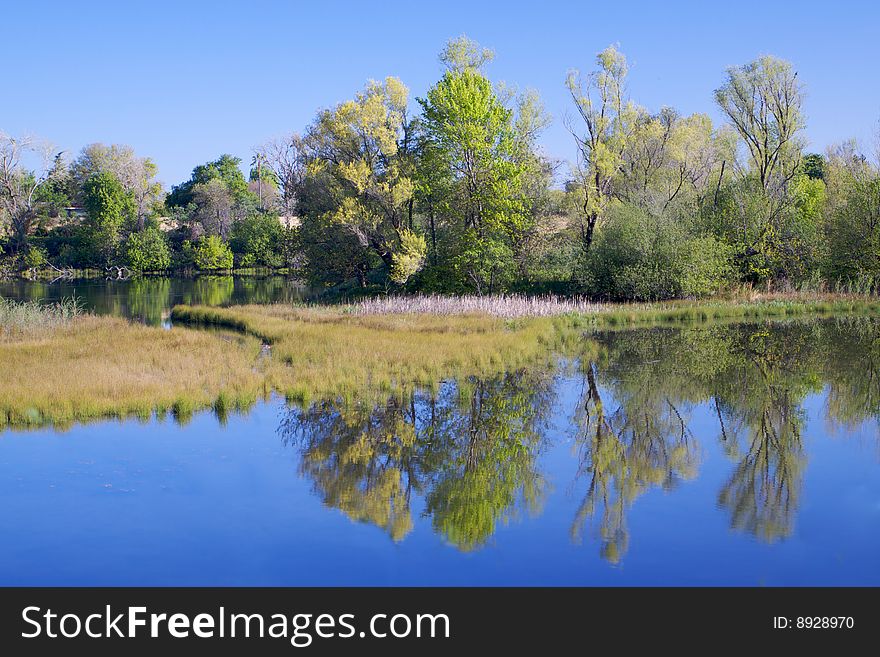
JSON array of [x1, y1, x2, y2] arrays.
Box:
[[5, 292, 880, 430], [171, 303, 577, 404], [0, 313, 267, 429]]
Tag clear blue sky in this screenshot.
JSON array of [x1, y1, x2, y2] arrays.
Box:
[[4, 0, 878, 187]]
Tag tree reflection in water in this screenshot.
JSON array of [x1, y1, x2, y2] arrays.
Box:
[[279, 369, 555, 549], [279, 318, 880, 562]]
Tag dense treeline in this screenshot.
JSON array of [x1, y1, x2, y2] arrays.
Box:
[[2, 36, 879, 299]]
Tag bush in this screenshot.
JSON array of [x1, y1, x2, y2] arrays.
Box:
[[191, 235, 233, 270], [124, 228, 171, 272], [23, 246, 48, 270], [229, 214, 283, 268], [582, 203, 731, 300]]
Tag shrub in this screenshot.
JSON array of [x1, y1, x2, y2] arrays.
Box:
[[582, 203, 731, 300], [124, 228, 171, 272], [192, 235, 233, 270], [229, 214, 283, 268], [23, 246, 49, 270]]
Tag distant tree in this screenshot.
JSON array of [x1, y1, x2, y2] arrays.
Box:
[[256, 134, 306, 217], [190, 235, 233, 270], [71, 143, 162, 230], [81, 171, 136, 265], [802, 153, 826, 180], [124, 227, 171, 272], [167, 154, 251, 207], [191, 178, 234, 239], [229, 213, 282, 267], [0, 132, 59, 251]]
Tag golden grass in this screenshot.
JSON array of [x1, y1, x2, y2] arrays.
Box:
[[170, 304, 577, 405], [0, 315, 267, 429], [6, 293, 880, 430]]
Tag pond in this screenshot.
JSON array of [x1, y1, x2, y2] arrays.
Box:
[[0, 276, 312, 326], [1, 312, 879, 585]]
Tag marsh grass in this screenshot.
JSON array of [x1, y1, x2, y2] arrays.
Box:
[[171, 303, 581, 405], [6, 292, 880, 430], [346, 294, 606, 318], [0, 297, 82, 339], [0, 314, 267, 429]]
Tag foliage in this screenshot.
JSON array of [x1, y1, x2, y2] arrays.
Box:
[[582, 203, 731, 300], [81, 171, 136, 265], [229, 213, 283, 267], [124, 227, 171, 272], [189, 235, 233, 270]]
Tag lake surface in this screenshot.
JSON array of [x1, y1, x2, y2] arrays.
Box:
[[0, 276, 311, 326], [2, 281, 879, 584]]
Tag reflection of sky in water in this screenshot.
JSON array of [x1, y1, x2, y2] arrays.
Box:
[[1, 367, 878, 586]]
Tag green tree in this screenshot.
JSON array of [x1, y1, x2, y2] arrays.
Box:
[[81, 171, 136, 265], [823, 141, 880, 282], [229, 213, 282, 267], [189, 235, 233, 270], [124, 227, 171, 272], [566, 45, 637, 255], [713, 55, 807, 281], [167, 154, 252, 207], [419, 60, 536, 292]]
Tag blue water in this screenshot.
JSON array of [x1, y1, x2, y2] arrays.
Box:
[[2, 334, 879, 585]]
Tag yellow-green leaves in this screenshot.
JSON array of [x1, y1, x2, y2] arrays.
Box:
[[304, 75, 423, 281], [390, 228, 427, 284]]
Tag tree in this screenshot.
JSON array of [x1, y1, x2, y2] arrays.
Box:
[[713, 56, 807, 280], [191, 178, 235, 238], [823, 141, 880, 282], [303, 77, 425, 284], [189, 235, 233, 270], [81, 171, 136, 265], [256, 134, 306, 218], [566, 45, 637, 255], [0, 132, 59, 251], [124, 227, 171, 272], [419, 54, 538, 292], [167, 154, 252, 208], [229, 213, 282, 267], [71, 143, 162, 230], [439, 34, 495, 73], [715, 56, 805, 192]]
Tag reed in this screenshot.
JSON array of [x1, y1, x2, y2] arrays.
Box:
[[0, 297, 82, 339]]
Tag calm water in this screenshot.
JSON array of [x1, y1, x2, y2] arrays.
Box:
[[1, 290, 879, 584], [0, 276, 311, 325]]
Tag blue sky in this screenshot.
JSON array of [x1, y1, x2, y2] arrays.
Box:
[[4, 0, 878, 187]]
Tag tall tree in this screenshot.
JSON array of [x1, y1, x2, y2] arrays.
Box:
[[303, 77, 425, 284], [81, 171, 136, 265], [566, 45, 637, 254], [71, 143, 162, 230], [419, 56, 540, 293], [714, 56, 805, 191]]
